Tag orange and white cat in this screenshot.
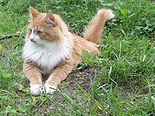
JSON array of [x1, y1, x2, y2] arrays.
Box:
[[23, 7, 114, 95]]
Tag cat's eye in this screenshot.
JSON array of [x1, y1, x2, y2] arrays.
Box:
[[37, 30, 43, 34], [28, 28, 32, 33]]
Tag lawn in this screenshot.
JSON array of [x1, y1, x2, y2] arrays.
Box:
[[0, 0, 155, 115]]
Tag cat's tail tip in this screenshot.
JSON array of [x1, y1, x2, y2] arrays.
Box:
[[97, 8, 115, 20]]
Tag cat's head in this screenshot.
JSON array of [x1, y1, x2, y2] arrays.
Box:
[[26, 7, 68, 44]]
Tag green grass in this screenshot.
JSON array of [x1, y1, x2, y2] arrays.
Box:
[[0, 0, 155, 115]]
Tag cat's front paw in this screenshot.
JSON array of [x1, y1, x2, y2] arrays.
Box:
[[30, 84, 44, 95], [44, 83, 57, 94]]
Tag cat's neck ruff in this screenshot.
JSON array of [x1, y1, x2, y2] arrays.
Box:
[[23, 34, 73, 74]]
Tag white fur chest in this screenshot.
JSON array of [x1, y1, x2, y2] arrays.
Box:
[[23, 39, 72, 74]]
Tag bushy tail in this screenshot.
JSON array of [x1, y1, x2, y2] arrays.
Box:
[[83, 8, 115, 45]]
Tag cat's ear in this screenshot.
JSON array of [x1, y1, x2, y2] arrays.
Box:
[[45, 13, 56, 26], [29, 6, 39, 18]]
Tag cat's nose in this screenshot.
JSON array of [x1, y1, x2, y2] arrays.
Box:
[[29, 38, 36, 42]]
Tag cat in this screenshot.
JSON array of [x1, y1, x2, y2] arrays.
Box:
[[22, 6, 114, 95]]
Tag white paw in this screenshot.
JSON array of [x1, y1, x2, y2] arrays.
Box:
[[44, 83, 57, 94], [30, 84, 44, 95]]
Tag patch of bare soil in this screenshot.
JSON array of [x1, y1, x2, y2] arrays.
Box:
[[53, 66, 95, 100], [61, 66, 95, 91]]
